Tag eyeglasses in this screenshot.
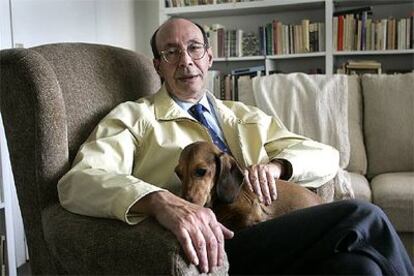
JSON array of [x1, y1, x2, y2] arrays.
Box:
[[160, 43, 207, 64]]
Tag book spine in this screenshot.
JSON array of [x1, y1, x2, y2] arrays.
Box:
[[302, 19, 310, 52], [337, 15, 346, 51]]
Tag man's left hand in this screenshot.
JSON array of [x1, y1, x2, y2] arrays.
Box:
[[244, 162, 283, 205]]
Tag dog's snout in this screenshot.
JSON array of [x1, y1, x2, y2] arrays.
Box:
[[185, 195, 195, 203]]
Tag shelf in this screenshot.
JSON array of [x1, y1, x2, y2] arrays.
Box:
[[164, 0, 324, 18], [214, 52, 325, 62], [334, 49, 414, 56], [214, 56, 266, 62], [333, 0, 413, 8], [268, 52, 326, 59]]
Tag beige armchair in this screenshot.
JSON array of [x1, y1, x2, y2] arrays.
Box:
[[0, 43, 228, 275]]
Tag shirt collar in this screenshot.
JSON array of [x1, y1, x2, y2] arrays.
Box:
[[173, 90, 212, 114]]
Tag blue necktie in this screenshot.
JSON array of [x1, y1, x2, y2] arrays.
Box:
[[190, 104, 230, 153]]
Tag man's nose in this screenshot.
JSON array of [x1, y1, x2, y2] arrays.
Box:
[[177, 49, 193, 66]]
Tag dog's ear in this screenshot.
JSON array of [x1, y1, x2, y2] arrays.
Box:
[[215, 153, 244, 203], [175, 165, 183, 181]]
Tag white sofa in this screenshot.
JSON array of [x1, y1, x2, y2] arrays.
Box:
[[249, 72, 414, 263]]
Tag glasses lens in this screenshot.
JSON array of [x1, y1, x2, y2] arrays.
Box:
[[161, 44, 206, 64], [162, 48, 179, 64], [188, 44, 206, 60]]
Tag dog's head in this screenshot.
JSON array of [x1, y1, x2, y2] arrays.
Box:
[[175, 141, 244, 207]]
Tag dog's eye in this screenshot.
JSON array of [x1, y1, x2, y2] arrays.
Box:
[[194, 168, 207, 177]]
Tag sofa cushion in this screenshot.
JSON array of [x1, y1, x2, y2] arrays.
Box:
[[361, 73, 414, 178], [349, 172, 371, 202], [371, 172, 414, 232], [346, 76, 367, 175]]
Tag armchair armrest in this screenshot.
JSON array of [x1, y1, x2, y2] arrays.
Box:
[[42, 204, 229, 275]]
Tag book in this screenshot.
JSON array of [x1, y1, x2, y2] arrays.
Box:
[[302, 19, 310, 52], [344, 60, 382, 74]]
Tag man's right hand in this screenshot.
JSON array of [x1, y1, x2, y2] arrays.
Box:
[[131, 191, 234, 273]]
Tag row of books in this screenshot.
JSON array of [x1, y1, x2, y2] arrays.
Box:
[[204, 25, 260, 58], [165, 0, 254, 8], [203, 20, 325, 58], [206, 67, 264, 102], [333, 7, 414, 51], [259, 20, 325, 56]]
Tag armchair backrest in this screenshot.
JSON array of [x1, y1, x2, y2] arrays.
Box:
[[0, 43, 160, 273]]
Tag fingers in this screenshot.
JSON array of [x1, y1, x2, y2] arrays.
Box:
[[177, 228, 199, 266], [173, 207, 230, 273], [245, 164, 279, 205], [266, 168, 277, 201], [244, 168, 263, 203], [191, 225, 210, 273], [150, 192, 232, 273]]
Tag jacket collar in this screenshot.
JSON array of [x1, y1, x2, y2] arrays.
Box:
[[153, 85, 193, 121], [153, 84, 240, 125]]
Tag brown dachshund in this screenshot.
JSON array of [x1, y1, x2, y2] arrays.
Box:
[[175, 141, 323, 231]]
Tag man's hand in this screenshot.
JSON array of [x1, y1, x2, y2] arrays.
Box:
[[132, 191, 234, 273], [244, 161, 284, 205]]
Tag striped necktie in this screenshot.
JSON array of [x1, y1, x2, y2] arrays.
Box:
[[189, 104, 230, 153]]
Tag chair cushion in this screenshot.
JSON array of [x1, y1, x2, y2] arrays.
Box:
[[361, 73, 414, 178], [42, 204, 229, 275], [349, 172, 371, 202], [346, 76, 367, 175], [371, 172, 414, 232]]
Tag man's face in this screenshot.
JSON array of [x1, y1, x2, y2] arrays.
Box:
[[153, 19, 213, 102]]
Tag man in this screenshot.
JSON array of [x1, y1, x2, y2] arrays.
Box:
[[58, 18, 413, 275]]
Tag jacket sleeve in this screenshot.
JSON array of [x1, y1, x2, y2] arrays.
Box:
[[264, 115, 340, 189], [57, 104, 165, 225]]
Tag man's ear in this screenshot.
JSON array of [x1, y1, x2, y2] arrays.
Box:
[[153, 59, 162, 76], [215, 153, 244, 204]]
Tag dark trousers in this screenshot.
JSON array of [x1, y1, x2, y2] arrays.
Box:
[[225, 200, 414, 275]]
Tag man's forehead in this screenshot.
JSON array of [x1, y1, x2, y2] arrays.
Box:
[[156, 19, 203, 46]]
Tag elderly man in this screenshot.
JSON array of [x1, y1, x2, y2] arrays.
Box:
[[58, 18, 413, 275]]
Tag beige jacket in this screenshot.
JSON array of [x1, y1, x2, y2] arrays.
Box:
[[58, 85, 339, 224]]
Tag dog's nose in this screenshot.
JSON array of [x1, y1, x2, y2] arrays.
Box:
[[185, 195, 194, 203]]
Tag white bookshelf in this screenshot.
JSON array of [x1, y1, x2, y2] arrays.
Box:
[[159, 0, 414, 75]]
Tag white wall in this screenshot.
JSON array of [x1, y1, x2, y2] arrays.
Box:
[[0, 0, 13, 49], [1, 0, 160, 56]]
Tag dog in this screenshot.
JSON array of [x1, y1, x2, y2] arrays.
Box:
[[175, 141, 323, 231]]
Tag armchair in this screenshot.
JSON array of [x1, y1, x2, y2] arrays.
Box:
[[0, 43, 228, 275]]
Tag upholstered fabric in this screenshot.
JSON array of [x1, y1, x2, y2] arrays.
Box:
[[362, 73, 414, 178], [346, 75, 367, 175], [252, 73, 350, 168], [252, 73, 353, 200], [371, 172, 414, 232], [349, 172, 371, 202], [42, 204, 228, 275], [398, 232, 414, 264], [0, 43, 227, 275]]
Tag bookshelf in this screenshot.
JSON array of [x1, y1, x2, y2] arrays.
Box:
[[159, 0, 414, 75]]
